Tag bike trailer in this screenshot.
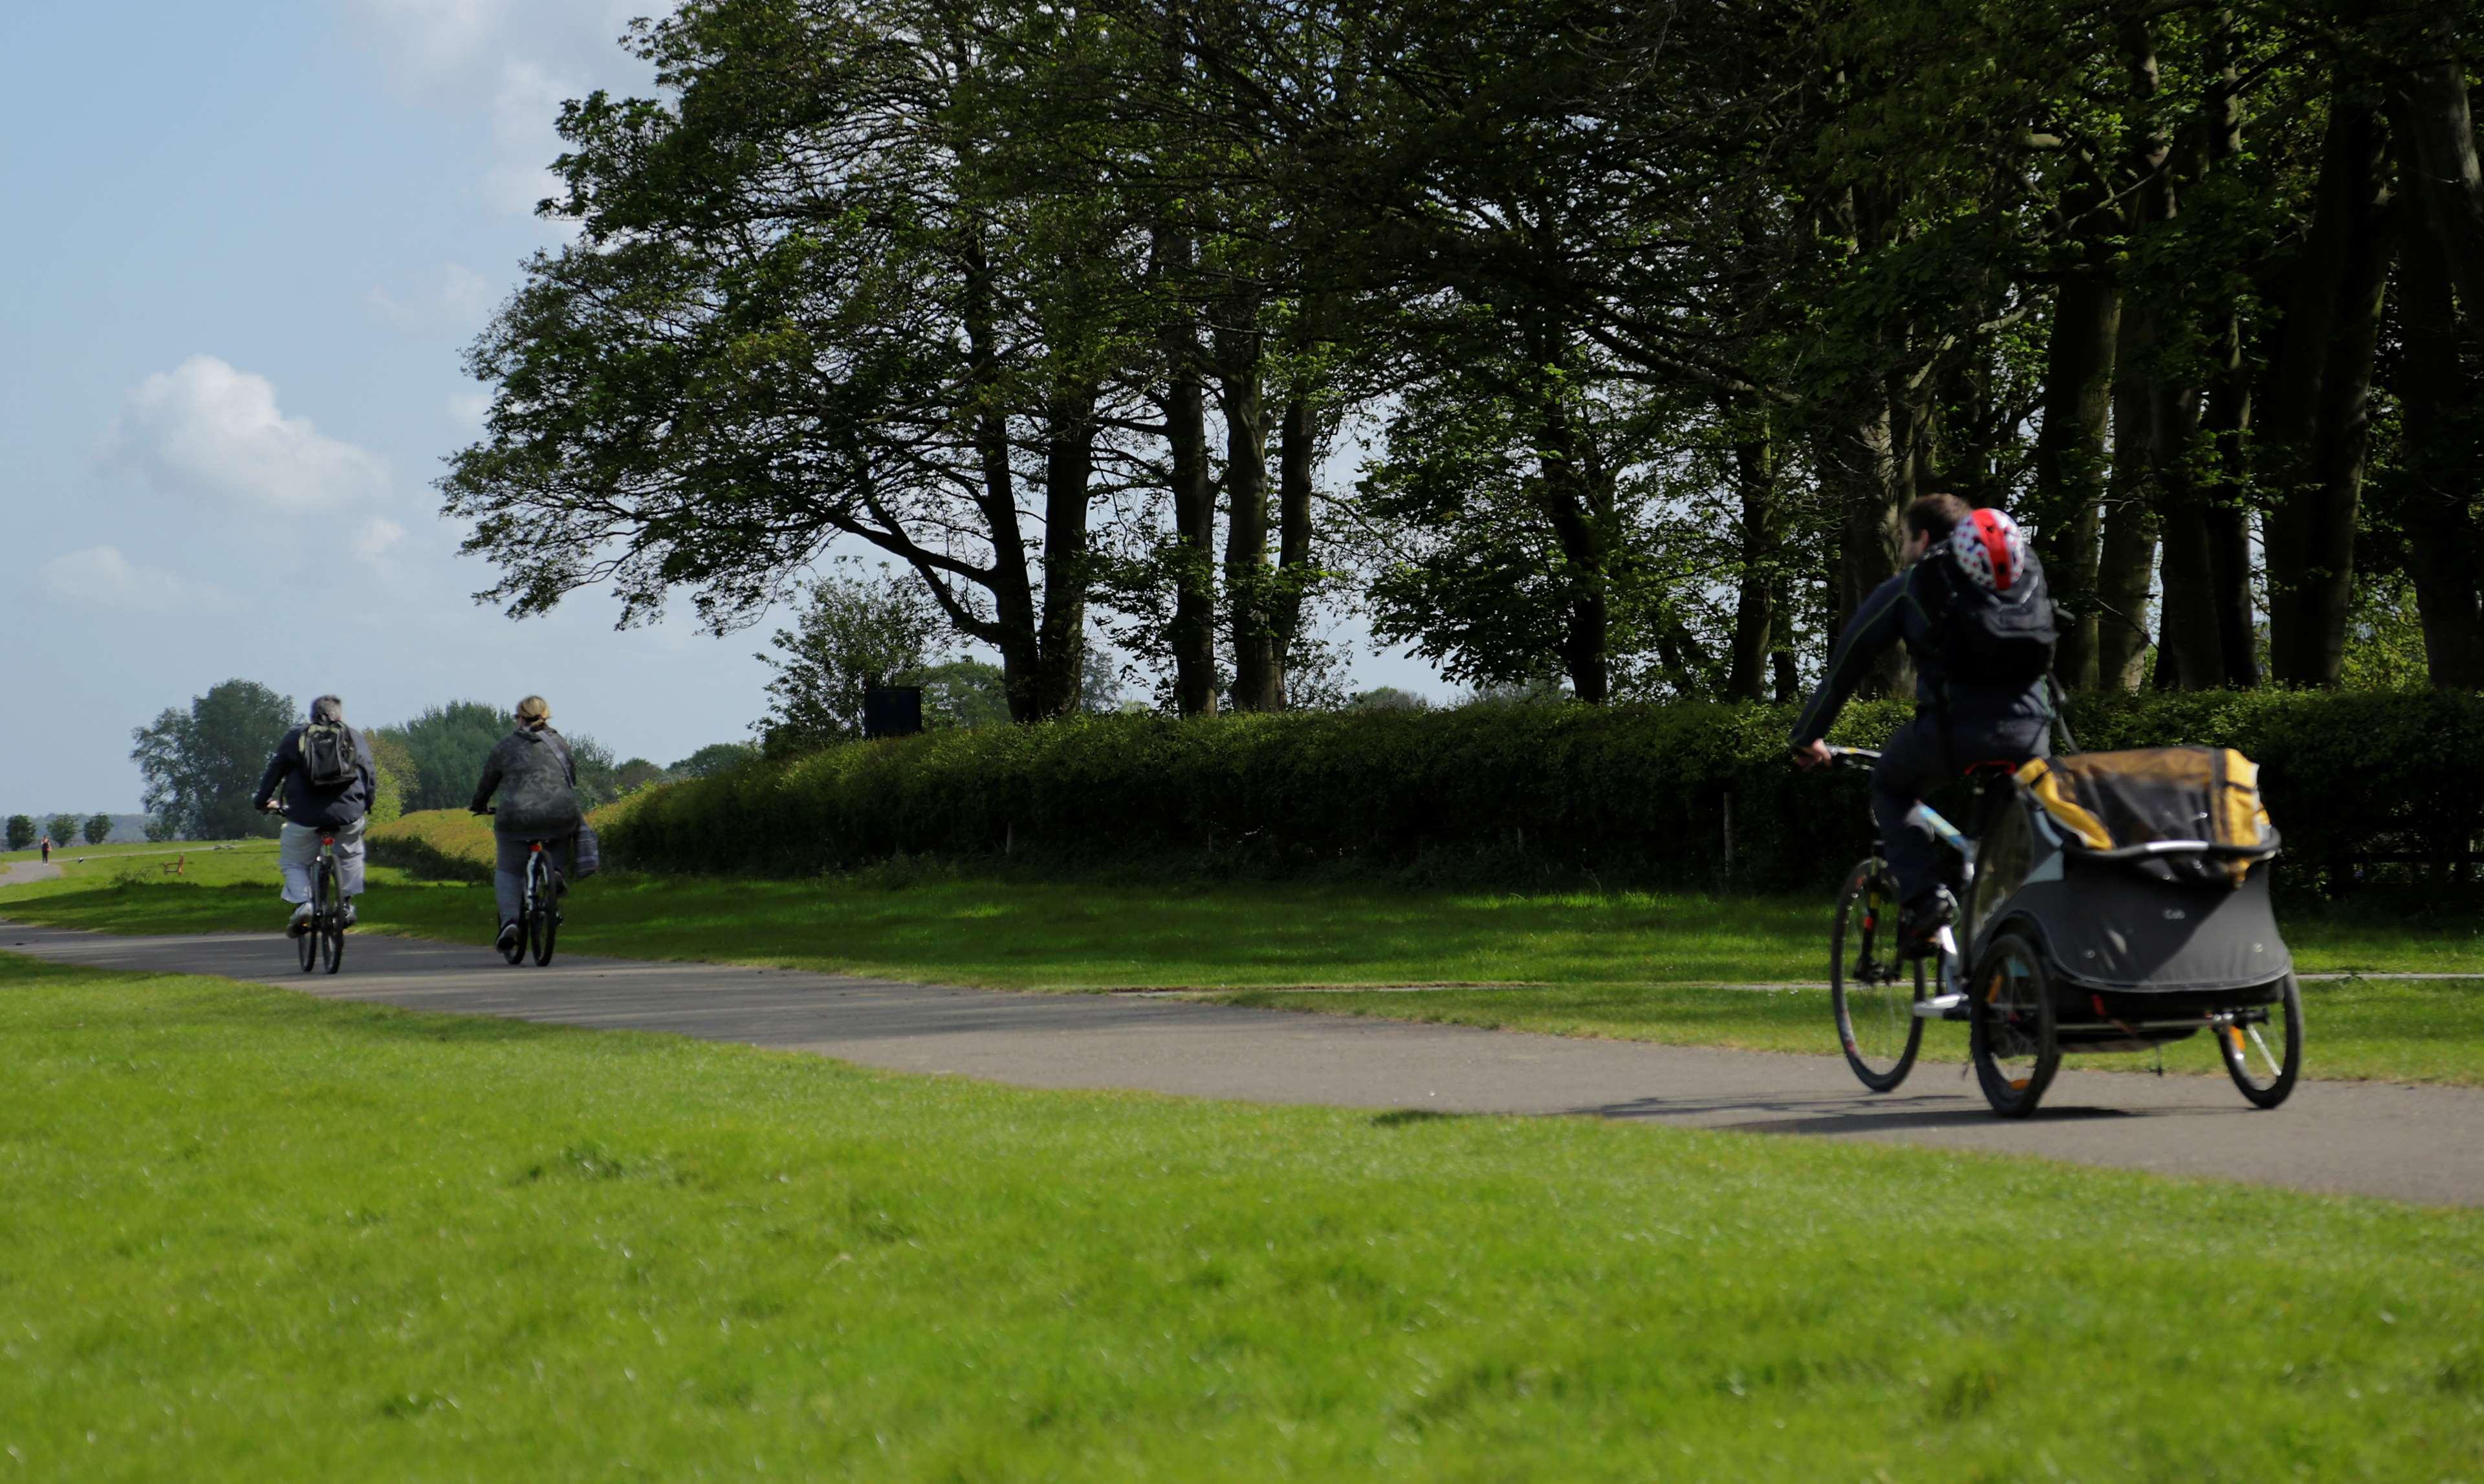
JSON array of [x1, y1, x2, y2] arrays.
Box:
[[1966, 747, 2290, 997]]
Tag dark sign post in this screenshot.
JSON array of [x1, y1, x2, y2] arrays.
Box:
[[863, 685, 924, 739]]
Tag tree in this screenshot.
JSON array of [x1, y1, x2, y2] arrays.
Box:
[[757, 568, 944, 752], [44, 814, 79, 849], [909, 659, 1013, 730], [389, 703, 508, 814], [569, 735, 624, 811], [130, 679, 298, 841], [82, 814, 111, 846], [615, 758, 669, 794], [5, 816, 32, 852], [367, 730, 418, 825], [670, 742, 760, 778]]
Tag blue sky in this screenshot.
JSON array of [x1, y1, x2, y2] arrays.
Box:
[[0, 1, 1441, 818]]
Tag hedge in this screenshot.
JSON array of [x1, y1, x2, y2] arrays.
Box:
[[594, 690, 2484, 893]]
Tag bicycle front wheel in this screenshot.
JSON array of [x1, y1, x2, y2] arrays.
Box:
[[1830, 857, 1924, 1092], [319, 860, 345, 975], [528, 855, 560, 966]]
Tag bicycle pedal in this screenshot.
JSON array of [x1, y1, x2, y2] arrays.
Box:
[[1914, 992, 1969, 1021]]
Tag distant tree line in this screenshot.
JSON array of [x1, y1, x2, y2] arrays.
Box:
[[443, 0, 2484, 719], [125, 679, 741, 843]]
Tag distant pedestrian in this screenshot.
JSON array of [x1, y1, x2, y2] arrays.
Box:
[[39, 836, 50, 864]]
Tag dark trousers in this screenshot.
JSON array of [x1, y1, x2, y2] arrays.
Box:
[[1873, 714, 2050, 906]]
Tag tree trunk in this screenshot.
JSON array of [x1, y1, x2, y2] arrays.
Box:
[[2264, 90, 2395, 688], [1531, 385, 1614, 704], [2397, 23, 2484, 320], [1271, 394, 1317, 708], [1215, 299, 1280, 712], [1814, 404, 1912, 698], [1153, 227, 1219, 718], [1725, 428, 1778, 701], [2094, 350, 2161, 692], [2393, 193, 2484, 686], [2032, 271, 2121, 689], [2198, 29, 2261, 688], [963, 232, 1042, 721], [1029, 383, 1100, 719]]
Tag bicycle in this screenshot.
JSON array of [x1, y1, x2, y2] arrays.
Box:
[[477, 809, 565, 967], [268, 803, 346, 976], [1821, 746, 1979, 1092], [1822, 743, 2301, 1117]]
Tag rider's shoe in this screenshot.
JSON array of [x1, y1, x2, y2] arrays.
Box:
[[496, 921, 521, 955], [1897, 888, 1956, 961], [341, 900, 357, 928], [287, 902, 314, 937]]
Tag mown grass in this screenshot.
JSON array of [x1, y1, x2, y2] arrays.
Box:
[[3, 952, 2479, 1481], [6, 840, 2481, 1084]]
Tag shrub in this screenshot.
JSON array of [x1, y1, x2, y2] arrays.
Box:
[[598, 690, 2484, 893]]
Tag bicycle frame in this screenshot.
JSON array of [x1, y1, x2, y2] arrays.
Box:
[[1904, 800, 1974, 1004]]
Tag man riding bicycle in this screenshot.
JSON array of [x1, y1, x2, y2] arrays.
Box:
[[1791, 494, 2058, 956], [468, 694, 583, 957], [252, 695, 377, 935]]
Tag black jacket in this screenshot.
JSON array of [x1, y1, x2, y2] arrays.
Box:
[[254, 725, 378, 829], [1790, 549, 2054, 747], [470, 726, 583, 837]]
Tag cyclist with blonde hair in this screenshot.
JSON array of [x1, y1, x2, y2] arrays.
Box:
[[468, 695, 582, 957]]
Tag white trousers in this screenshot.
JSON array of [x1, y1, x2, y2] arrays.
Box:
[[279, 819, 367, 903]]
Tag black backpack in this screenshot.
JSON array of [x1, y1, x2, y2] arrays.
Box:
[[300, 723, 357, 787], [1927, 556, 2058, 686]]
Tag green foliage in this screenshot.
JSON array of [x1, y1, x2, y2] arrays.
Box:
[[910, 658, 1012, 730], [615, 758, 668, 794], [129, 679, 298, 842], [82, 814, 111, 846], [389, 703, 508, 814], [603, 692, 2484, 893], [668, 742, 761, 778], [757, 569, 944, 752], [569, 734, 623, 811], [5, 816, 33, 852], [43, 815, 78, 849], [365, 730, 417, 826]]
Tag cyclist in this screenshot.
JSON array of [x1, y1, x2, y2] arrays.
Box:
[[468, 695, 582, 957], [252, 695, 378, 935], [1791, 494, 2057, 956]]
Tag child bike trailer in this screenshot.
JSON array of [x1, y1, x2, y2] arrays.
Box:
[[1959, 747, 2301, 1117]]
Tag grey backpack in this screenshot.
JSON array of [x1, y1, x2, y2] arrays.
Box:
[[301, 723, 356, 787]]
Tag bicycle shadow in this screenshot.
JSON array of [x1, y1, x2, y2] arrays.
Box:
[[1578, 1091, 2141, 1136]]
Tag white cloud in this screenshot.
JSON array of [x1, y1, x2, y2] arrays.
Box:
[[38, 546, 230, 614], [113, 355, 389, 510], [353, 516, 409, 565], [447, 390, 492, 426], [367, 261, 496, 331], [345, 0, 659, 219]]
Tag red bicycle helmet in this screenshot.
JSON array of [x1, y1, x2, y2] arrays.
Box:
[[1949, 508, 2030, 593]]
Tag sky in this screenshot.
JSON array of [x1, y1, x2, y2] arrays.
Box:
[[0, 0, 1446, 819]]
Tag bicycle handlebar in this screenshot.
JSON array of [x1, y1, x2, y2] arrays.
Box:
[[1825, 746, 1880, 767]]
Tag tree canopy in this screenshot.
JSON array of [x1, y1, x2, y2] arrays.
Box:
[[444, 0, 2484, 711], [130, 679, 298, 841]]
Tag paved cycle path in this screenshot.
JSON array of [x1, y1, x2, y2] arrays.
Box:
[[7, 920, 2481, 1207]]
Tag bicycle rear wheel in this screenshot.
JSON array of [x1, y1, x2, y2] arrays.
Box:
[[319, 859, 345, 975], [528, 853, 560, 966], [2219, 974, 2302, 1109], [1968, 930, 2058, 1117], [296, 866, 320, 974], [1830, 857, 1923, 1092]]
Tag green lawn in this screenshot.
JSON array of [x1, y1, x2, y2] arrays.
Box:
[[3, 952, 2478, 1480], [6, 847, 2480, 1084]]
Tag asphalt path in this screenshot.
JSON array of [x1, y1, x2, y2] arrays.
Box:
[[6, 920, 2481, 1207], [0, 862, 62, 888]]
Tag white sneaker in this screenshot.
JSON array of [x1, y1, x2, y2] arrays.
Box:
[[341, 901, 357, 928], [287, 902, 313, 937]]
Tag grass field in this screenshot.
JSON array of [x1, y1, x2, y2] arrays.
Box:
[[5, 834, 2480, 1084], [3, 951, 2479, 1480]]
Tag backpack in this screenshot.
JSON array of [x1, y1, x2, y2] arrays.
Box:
[[300, 723, 356, 787], [1927, 556, 2057, 686]]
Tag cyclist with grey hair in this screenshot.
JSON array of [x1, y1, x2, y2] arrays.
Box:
[[468, 695, 583, 957], [252, 694, 377, 935]]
